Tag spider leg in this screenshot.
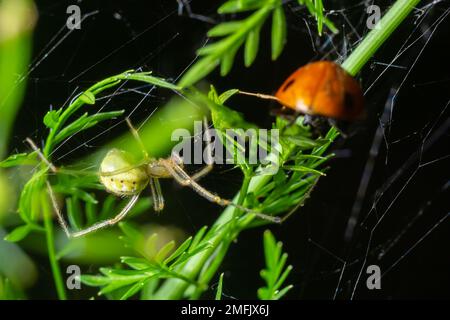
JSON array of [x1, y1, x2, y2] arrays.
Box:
[[26, 139, 70, 237], [25, 137, 97, 176], [71, 194, 140, 237], [125, 117, 149, 159], [47, 183, 140, 238], [170, 117, 214, 182], [192, 117, 214, 181], [190, 163, 213, 182], [46, 181, 71, 237], [162, 159, 280, 223], [25, 138, 57, 173], [190, 117, 215, 181], [149, 178, 165, 211]]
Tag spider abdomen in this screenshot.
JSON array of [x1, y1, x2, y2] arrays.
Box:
[[99, 149, 149, 196]]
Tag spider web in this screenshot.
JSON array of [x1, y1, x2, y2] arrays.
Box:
[[283, 0, 450, 299], [9, 0, 450, 299]]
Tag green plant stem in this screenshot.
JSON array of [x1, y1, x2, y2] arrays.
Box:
[[41, 130, 68, 299], [41, 190, 67, 300], [189, 175, 252, 299], [342, 0, 421, 76]]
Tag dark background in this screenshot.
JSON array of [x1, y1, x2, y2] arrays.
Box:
[[12, 0, 450, 299]]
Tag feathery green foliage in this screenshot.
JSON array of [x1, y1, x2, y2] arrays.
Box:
[[298, 0, 338, 35], [179, 0, 336, 86], [258, 230, 293, 300], [80, 222, 212, 300]]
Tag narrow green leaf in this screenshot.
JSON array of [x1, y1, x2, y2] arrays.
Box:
[[99, 196, 117, 220], [144, 233, 159, 258], [0, 152, 37, 168], [208, 85, 220, 103], [119, 222, 146, 254], [140, 278, 159, 299], [100, 278, 145, 295], [43, 109, 61, 129], [284, 135, 324, 149], [315, 0, 324, 35], [119, 73, 181, 91], [164, 236, 192, 265], [4, 224, 32, 242], [196, 42, 226, 56], [99, 267, 153, 279], [155, 241, 175, 263], [66, 197, 83, 231], [18, 170, 46, 223], [220, 43, 241, 76], [218, 89, 239, 103], [208, 21, 243, 37], [178, 57, 220, 87], [120, 279, 148, 300], [273, 252, 288, 284], [323, 16, 338, 34], [190, 226, 208, 250], [274, 284, 293, 300], [54, 186, 98, 204], [172, 243, 211, 267], [218, 0, 261, 14], [79, 91, 96, 105], [54, 110, 124, 144], [283, 165, 325, 176], [203, 92, 256, 131], [263, 230, 277, 270], [271, 5, 287, 60], [85, 198, 97, 225], [215, 273, 224, 300], [218, 1, 240, 14], [299, 0, 337, 35], [274, 264, 293, 292], [119, 222, 143, 241], [244, 26, 261, 67], [91, 79, 122, 96], [79, 275, 111, 287], [121, 257, 151, 270]]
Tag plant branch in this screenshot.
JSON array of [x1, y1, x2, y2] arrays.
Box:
[[342, 0, 421, 76]]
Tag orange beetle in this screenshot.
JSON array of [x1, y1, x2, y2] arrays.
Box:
[[275, 61, 364, 120], [241, 61, 365, 121]]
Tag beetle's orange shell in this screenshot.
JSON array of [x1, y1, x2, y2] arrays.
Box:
[[275, 61, 364, 120]]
